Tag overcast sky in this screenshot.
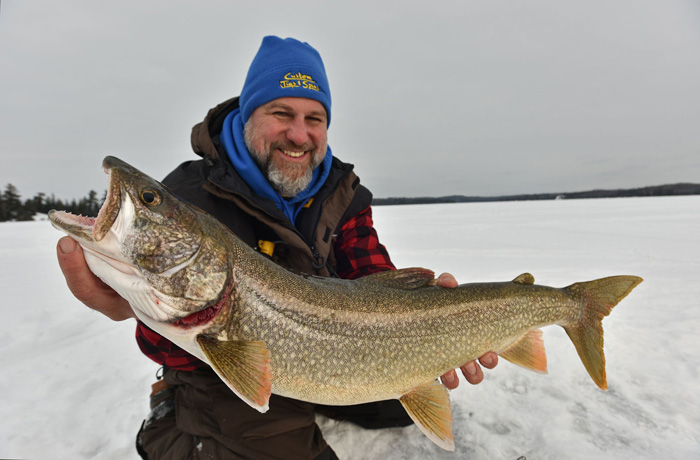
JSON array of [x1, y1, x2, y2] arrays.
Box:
[[2, 0, 699, 200]]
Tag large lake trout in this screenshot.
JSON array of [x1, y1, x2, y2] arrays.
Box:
[[49, 156, 642, 450]]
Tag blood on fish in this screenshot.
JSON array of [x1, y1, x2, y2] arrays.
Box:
[[173, 288, 229, 328]]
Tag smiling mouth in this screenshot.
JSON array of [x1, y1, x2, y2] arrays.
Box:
[[280, 149, 307, 158]]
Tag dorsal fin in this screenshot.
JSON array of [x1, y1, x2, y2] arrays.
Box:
[[358, 267, 436, 290], [512, 273, 535, 285]]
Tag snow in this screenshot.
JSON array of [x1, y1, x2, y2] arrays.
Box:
[[1, 196, 699, 459]]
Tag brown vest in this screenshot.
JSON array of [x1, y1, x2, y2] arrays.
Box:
[[162, 154, 371, 278]]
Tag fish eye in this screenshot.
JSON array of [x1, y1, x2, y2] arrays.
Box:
[[140, 189, 161, 206]]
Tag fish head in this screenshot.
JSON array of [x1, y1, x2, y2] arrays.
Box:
[[49, 156, 230, 336]]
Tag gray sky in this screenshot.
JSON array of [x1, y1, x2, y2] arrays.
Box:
[[2, 0, 699, 200]]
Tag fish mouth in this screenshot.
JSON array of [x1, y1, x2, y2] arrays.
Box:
[[48, 159, 122, 244], [50, 156, 226, 326]]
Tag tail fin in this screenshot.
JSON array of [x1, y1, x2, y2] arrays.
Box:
[[563, 276, 643, 390]]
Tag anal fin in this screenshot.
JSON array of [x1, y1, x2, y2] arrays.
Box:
[[399, 380, 454, 451], [197, 335, 272, 412], [500, 329, 548, 374]]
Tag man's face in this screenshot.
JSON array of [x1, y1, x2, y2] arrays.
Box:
[[244, 97, 328, 197]]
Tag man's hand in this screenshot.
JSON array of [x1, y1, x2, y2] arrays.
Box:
[[56, 236, 135, 321], [435, 273, 499, 390]]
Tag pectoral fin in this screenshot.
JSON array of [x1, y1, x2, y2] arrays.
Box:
[[399, 380, 455, 451], [500, 329, 548, 373], [196, 335, 272, 413]]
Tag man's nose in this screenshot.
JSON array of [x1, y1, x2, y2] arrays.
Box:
[[286, 117, 310, 147]]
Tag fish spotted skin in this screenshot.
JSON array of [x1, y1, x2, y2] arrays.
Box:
[[49, 156, 643, 451]]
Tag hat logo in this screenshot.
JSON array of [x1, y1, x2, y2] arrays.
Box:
[[280, 72, 320, 92]]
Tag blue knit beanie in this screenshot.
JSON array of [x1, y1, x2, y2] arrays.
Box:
[[239, 36, 331, 126]]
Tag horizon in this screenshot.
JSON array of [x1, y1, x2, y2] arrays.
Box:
[[1, 180, 698, 207]]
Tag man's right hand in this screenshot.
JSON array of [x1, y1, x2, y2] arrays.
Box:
[[56, 236, 135, 321]]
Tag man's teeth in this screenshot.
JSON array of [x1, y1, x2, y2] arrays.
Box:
[[282, 150, 305, 158]]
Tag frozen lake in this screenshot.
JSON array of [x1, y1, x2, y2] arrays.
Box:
[[1, 196, 698, 459]]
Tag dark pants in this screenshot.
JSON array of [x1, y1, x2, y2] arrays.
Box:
[[136, 367, 411, 460]]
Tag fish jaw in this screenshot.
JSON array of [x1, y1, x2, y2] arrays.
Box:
[[49, 156, 228, 326], [50, 191, 191, 322], [49, 163, 127, 259]]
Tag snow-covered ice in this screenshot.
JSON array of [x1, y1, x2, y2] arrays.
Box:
[[1, 196, 699, 459]]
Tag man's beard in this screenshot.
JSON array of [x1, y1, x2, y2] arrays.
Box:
[[243, 121, 326, 197], [265, 165, 313, 198]]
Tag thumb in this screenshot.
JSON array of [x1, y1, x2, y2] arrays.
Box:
[[58, 236, 78, 255], [56, 236, 94, 297]]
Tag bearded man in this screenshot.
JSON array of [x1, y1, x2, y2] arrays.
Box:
[[56, 36, 498, 460]]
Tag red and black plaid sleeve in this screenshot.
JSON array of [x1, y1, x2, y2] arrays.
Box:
[[333, 205, 395, 280], [135, 322, 205, 370]]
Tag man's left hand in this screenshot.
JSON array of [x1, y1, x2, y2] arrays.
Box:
[[435, 273, 499, 390]]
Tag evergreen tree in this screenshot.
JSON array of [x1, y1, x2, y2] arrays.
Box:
[[0, 191, 6, 222], [85, 190, 100, 216], [32, 192, 48, 214], [21, 197, 37, 221], [2, 184, 23, 221]]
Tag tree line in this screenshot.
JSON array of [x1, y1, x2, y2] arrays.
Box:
[[3, 181, 698, 221], [0, 183, 104, 222], [373, 183, 700, 206]]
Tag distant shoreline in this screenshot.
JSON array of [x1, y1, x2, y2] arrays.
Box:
[[372, 183, 700, 206]]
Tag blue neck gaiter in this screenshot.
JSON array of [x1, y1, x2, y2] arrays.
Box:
[[220, 108, 332, 225]]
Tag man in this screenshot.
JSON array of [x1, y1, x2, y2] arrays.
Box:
[[56, 36, 498, 459]]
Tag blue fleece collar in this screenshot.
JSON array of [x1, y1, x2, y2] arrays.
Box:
[[220, 108, 332, 225]]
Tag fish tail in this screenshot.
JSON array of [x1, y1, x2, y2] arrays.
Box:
[[563, 276, 643, 390]]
